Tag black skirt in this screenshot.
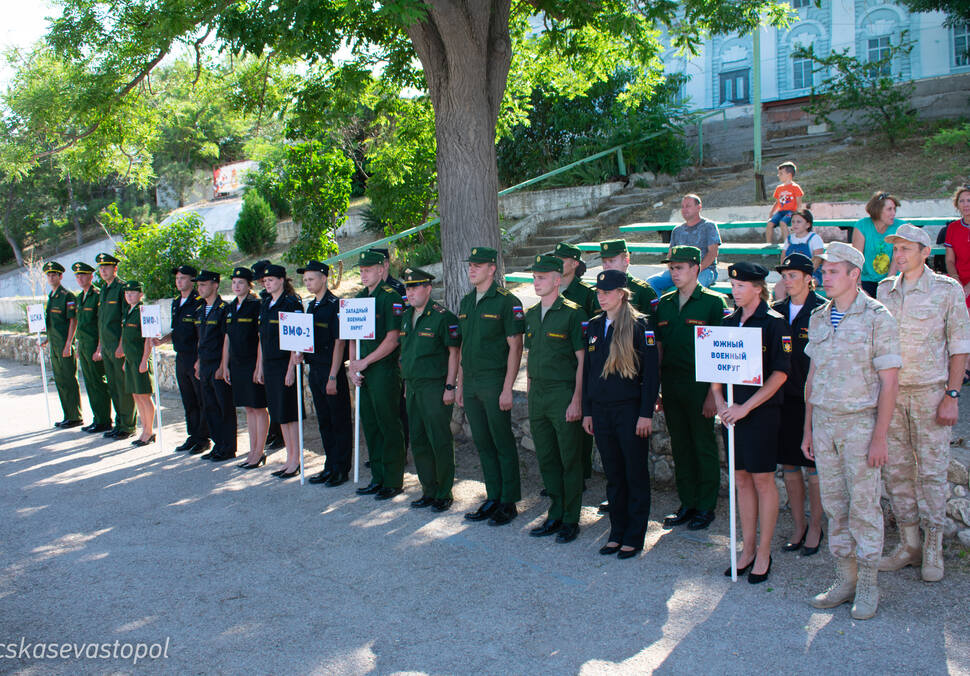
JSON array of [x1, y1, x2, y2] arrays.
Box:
[[230, 359, 267, 409], [777, 398, 816, 468], [722, 405, 780, 473], [263, 358, 299, 423]]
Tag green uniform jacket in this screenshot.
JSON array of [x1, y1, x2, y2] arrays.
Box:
[[356, 283, 403, 366], [654, 283, 729, 374], [458, 281, 526, 379], [97, 278, 128, 351], [524, 296, 587, 383], [400, 301, 461, 381], [75, 286, 100, 351], [121, 302, 146, 364], [562, 276, 598, 317], [45, 286, 77, 350], [627, 273, 659, 322]]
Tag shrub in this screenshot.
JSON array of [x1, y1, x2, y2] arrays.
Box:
[[925, 122, 970, 153], [234, 191, 278, 255]]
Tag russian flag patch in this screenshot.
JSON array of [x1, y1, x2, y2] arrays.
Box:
[[644, 330, 655, 346]]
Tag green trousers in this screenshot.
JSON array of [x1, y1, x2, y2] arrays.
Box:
[[463, 375, 521, 503], [405, 377, 455, 500], [49, 341, 81, 422], [102, 346, 136, 432], [78, 341, 111, 426], [360, 362, 406, 489], [662, 373, 720, 512], [529, 380, 584, 523]]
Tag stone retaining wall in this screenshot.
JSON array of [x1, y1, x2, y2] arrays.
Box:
[[3, 329, 969, 543]]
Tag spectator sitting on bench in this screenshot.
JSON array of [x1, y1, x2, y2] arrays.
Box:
[[648, 194, 721, 296]]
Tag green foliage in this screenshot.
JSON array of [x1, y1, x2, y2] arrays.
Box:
[[235, 191, 278, 255], [925, 122, 970, 153], [110, 205, 232, 300], [895, 0, 970, 25], [244, 146, 292, 218], [281, 141, 353, 264], [794, 38, 917, 146]]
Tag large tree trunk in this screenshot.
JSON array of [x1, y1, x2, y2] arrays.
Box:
[[407, 0, 512, 312], [1, 185, 25, 267], [66, 170, 83, 247]]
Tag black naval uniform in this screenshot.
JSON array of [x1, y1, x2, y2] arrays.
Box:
[[197, 297, 236, 458], [171, 291, 208, 449], [259, 287, 284, 446], [225, 293, 267, 409], [258, 293, 304, 424]]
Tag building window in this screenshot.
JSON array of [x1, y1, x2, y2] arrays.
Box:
[[792, 0, 812, 8], [719, 69, 750, 105], [956, 23, 970, 67], [793, 57, 814, 89], [867, 36, 892, 76]]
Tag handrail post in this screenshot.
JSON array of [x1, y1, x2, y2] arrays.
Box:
[[616, 148, 626, 176]]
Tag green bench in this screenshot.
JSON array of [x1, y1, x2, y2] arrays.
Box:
[[619, 217, 951, 233]]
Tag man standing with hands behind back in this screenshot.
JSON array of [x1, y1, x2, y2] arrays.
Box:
[[93, 252, 136, 440], [42, 261, 83, 429], [72, 262, 112, 433]]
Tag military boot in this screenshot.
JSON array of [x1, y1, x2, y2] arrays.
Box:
[[851, 562, 880, 620], [810, 556, 857, 609], [878, 521, 921, 572], [921, 525, 944, 582]]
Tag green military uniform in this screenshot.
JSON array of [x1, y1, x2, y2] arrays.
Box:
[[399, 267, 461, 502], [72, 262, 111, 427], [597, 239, 659, 322], [524, 255, 587, 528], [96, 253, 136, 433], [43, 262, 82, 424], [121, 283, 153, 395], [653, 246, 728, 515], [458, 247, 527, 505], [355, 250, 407, 490]]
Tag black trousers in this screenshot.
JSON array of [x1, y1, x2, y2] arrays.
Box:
[[592, 400, 652, 549], [308, 364, 353, 473], [200, 361, 237, 456], [175, 353, 208, 445]]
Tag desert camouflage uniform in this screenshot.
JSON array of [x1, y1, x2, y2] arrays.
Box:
[[806, 290, 902, 564], [877, 267, 970, 528]]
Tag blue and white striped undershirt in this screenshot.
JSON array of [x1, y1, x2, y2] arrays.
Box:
[[830, 308, 846, 329]]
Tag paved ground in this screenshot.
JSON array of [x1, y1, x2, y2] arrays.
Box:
[[2, 359, 970, 675]]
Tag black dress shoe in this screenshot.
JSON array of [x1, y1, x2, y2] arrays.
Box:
[[488, 503, 517, 526], [188, 442, 210, 455], [60, 420, 84, 429], [464, 499, 499, 521], [556, 523, 580, 543], [174, 439, 194, 452], [54, 419, 69, 428], [411, 496, 435, 508], [662, 506, 697, 528], [103, 428, 120, 438], [325, 472, 349, 487], [687, 510, 715, 531], [530, 519, 562, 537], [113, 430, 134, 440], [599, 543, 622, 556], [209, 452, 237, 462], [617, 547, 642, 560], [130, 434, 156, 447], [308, 469, 334, 484], [431, 498, 453, 512], [801, 530, 824, 557], [598, 500, 610, 514], [783, 527, 808, 552], [375, 487, 403, 500], [200, 451, 215, 460], [748, 556, 772, 584], [87, 423, 113, 433], [356, 481, 382, 495], [81, 423, 96, 432]]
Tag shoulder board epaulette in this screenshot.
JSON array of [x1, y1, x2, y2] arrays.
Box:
[[766, 308, 784, 320], [561, 298, 581, 311], [433, 302, 446, 313], [381, 284, 395, 293], [659, 289, 678, 302], [496, 286, 510, 295]]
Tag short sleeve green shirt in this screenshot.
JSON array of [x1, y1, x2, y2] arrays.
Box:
[[524, 295, 587, 383], [98, 277, 128, 350], [399, 301, 460, 381], [458, 281, 526, 379], [75, 286, 100, 349], [45, 286, 77, 349], [654, 283, 729, 374], [356, 282, 402, 365]]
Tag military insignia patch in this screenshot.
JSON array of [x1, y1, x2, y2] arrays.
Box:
[[392, 303, 403, 316], [650, 297, 659, 307], [723, 307, 732, 315], [590, 335, 597, 344], [581, 321, 588, 338], [448, 324, 459, 339], [512, 305, 524, 320], [782, 336, 792, 353], [644, 330, 655, 346]]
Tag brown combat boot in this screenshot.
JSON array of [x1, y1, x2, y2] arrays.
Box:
[[851, 562, 880, 620], [921, 526, 944, 582], [878, 521, 921, 572], [810, 556, 857, 609]]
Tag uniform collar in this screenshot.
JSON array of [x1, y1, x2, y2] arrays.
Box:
[[543, 294, 566, 312], [887, 266, 933, 294], [478, 281, 500, 300], [688, 282, 704, 300], [840, 289, 869, 317]]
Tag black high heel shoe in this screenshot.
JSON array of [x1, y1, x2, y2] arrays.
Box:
[[238, 455, 267, 469], [801, 530, 824, 557], [748, 556, 772, 584], [724, 558, 755, 577], [783, 526, 808, 552], [131, 434, 156, 447], [278, 466, 300, 478]]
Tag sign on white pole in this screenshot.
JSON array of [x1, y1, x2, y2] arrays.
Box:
[[26, 304, 53, 427], [694, 325, 763, 582], [339, 298, 376, 484], [279, 311, 315, 485], [139, 304, 163, 339]]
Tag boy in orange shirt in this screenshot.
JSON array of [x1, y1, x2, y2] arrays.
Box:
[[765, 161, 804, 243]]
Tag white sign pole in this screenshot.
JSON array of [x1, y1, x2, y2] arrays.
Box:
[[354, 338, 361, 485], [297, 362, 304, 485], [27, 304, 53, 427], [278, 311, 314, 487], [727, 384, 737, 582], [37, 333, 53, 428], [140, 305, 164, 449], [152, 347, 162, 449], [337, 297, 376, 486]]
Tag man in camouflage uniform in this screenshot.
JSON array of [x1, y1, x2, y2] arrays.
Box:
[[42, 261, 83, 428], [803, 241, 901, 620], [876, 224, 970, 582]]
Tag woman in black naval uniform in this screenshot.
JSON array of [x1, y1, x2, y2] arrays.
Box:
[[582, 269, 659, 560], [221, 266, 269, 469], [255, 264, 304, 478], [711, 262, 791, 584], [772, 253, 826, 556]]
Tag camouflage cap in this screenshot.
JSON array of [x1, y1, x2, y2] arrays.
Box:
[[885, 223, 931, 248], [818, 241, 865, 269]]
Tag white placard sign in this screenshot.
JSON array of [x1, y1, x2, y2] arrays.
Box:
[[279, 311, 315, 353], [694, 325, 763, 386], [339, 297, 376, 340], [26, 304, 45, 333], [140, 305, 163, 338]]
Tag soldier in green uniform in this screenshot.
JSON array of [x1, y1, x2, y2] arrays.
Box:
[[524, 254, 587, 543], [599, 239, 659, 320], [458, 247, 526, 526], [41, 261, 82, 428], [348, 250, 407, 501], [654, 245, 728, 531], [399, 267, 461, 512], [117, 280, 156, 446], [93, 252, 136, 439], [553, 241, 598, 487], [72, 262, 112, 433]]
